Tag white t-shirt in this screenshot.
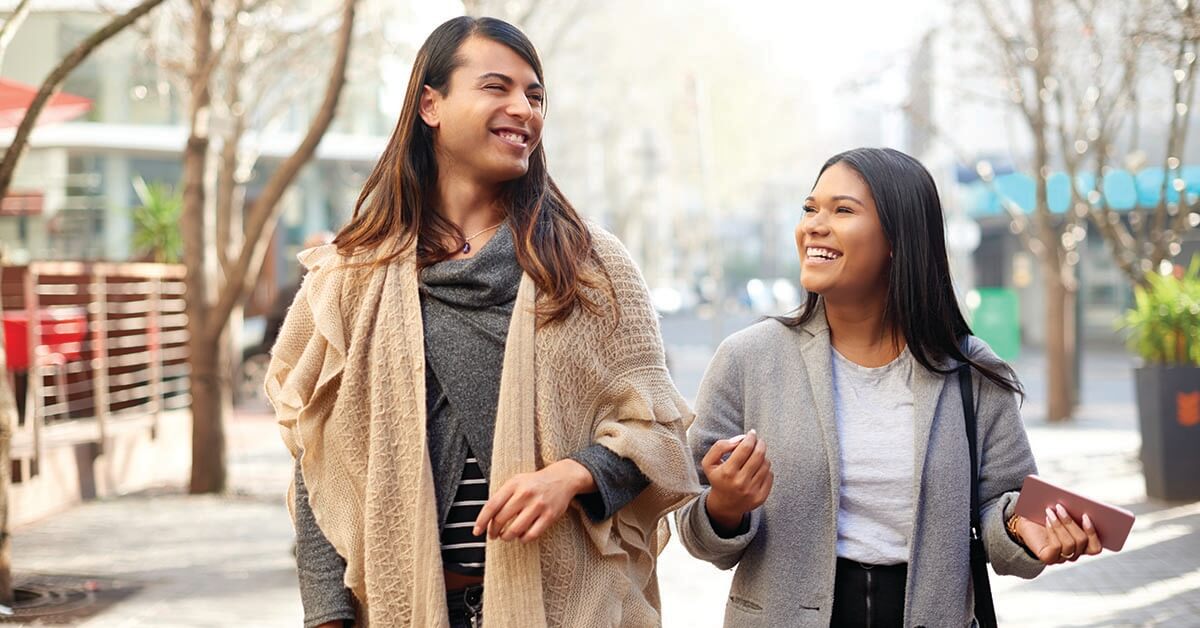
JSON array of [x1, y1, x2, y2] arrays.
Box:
[[831, 345, 915, 566]]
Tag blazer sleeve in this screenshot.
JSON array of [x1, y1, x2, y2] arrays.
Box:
[[674, 336, 763, 570], [969, 337, 1046, 579]]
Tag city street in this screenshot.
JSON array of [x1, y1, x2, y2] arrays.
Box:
[[8, 314, 1200, 627]]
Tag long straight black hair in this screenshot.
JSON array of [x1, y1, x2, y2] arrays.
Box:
[[780, 147, 1022, 396]]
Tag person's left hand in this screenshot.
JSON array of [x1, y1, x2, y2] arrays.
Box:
[[1012, 503, 1103, 565], [473, 459, 596, 543]]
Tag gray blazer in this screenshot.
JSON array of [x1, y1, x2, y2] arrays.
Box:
[[675, 311, 1045, 628]]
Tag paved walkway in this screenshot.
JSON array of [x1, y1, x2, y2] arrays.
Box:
[[7, 348, 1199, 627]]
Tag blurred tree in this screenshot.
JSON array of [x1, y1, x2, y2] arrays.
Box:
[[143, 0, 360, 494], [957, 0, 1199, 422], [0, 0, 170, 602]]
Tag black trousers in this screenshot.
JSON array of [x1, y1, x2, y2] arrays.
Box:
[[830, 557, 907, 628], [447, 584, 484, 628]]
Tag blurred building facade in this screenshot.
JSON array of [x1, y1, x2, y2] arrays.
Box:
[[0, 1, 419, 309]]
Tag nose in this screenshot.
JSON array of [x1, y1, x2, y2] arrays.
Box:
[[506, 93, 535, 121], [801, 210, 830, 238]]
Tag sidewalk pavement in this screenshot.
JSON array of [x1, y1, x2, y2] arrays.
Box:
[[8, 348, 1200, 627]]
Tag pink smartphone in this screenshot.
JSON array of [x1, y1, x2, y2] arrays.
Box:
[[1013, 475, 1135, 552]]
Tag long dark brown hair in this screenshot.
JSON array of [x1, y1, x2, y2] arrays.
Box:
[[780, 148, 1023, 396], [333, 16, 598, 323]]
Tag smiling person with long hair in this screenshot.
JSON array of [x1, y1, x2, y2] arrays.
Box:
[[675, 148, 1103, 627], [266, 17, 698, 628]]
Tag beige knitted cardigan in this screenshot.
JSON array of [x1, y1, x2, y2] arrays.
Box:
[[266, 227, 701, 627]]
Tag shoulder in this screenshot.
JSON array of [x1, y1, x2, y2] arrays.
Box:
[[294, 243, 379, 320], [964, 335, 1011, 373], [586, 223, 640, 280], [714, 318, 807, 366]]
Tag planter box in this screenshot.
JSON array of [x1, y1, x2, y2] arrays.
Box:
[[1136, 365, 1200, 502]]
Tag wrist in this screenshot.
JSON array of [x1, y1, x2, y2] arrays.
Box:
[[554, 458, 597, 495], [704, 491, 745, 532]]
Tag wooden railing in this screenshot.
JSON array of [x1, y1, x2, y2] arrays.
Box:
[[1, 262, 189, 484]]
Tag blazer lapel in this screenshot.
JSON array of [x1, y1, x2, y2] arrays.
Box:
[[910, 354, 949, 507], [799, 310, 841, 520]]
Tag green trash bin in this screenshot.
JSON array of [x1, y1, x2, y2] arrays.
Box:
[[967, 287, 1020, 362]]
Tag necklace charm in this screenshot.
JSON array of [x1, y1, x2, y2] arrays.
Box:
[[459, 222, 502, 256]]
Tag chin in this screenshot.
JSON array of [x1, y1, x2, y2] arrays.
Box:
[[489, 161, 529, 183]]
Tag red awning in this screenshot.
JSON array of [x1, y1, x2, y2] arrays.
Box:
[[0, 78, 92, 129]]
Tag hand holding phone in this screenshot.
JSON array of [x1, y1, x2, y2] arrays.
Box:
[[1011, 475, 1135, 564]]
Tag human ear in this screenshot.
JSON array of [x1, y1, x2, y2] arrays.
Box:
[[419, 85, 440, 128]]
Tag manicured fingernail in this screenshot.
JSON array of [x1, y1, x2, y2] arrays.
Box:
[[1045, 514, 1053, 527], [729, 434, 747, 444], [749, 429, 757, 436], [1046, 507, 1057, 521], [1082, 514, 1093, 530], [1056, 504, 1069, 520]]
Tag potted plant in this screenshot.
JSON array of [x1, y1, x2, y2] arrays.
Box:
[[1120, 255, 1200, 502]]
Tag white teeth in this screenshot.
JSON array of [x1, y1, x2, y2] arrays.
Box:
[[806, 247, 841, 260], [497, 131, 526, 143]]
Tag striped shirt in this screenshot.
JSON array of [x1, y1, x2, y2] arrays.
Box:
[[441, 450, 488, 576]]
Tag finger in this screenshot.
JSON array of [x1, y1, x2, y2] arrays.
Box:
[[500, 501, 542, 542], [1037, 514, 1063, 564], [1081, 514, 1103, 555], [701, 437, 742, 470], [748, 458, 771, 492], [474, 482, 516, 536], [743, 438, 768, 476], [723, 430, 759, 470], [1046, 507, 1076, 560], [1055, 504, 1089, 561], [520, 512, 556, 543], [755, 469, 774, 504], [489, 487, 531, 539]]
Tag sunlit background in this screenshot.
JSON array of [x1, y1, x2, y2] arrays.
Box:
[[1, 0, 1198, 625]]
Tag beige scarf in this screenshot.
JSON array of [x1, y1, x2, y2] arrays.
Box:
[[267, 227, 701, 627]]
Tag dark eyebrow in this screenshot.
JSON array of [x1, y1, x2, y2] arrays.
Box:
[[804, 194, 863, 205], [477, 72, 544, 91]]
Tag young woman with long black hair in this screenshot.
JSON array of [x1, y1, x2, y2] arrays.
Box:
[[676, 148, 1103, 627], [267, 17, 698, 628]]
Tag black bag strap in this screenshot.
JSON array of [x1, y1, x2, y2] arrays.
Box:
[[959, 355, 999, 628]]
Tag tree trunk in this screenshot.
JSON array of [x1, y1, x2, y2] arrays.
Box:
[[183, 0, 219, 493], [187, 327, 229, 493], [0, 0, 168, 200], [1043, 266, 1072, 422], [186, 0, 358, 493]]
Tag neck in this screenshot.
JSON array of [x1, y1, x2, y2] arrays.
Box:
[[434, 162, 504, 232], [823, 291, 904, 366]]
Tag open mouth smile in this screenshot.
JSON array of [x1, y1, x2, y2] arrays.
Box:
[[805, 246, 843, 263], [492, 127, 530, 148]]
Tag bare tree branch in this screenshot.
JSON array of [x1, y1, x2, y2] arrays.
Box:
[[0, 0, 169, 201], [207, 0, 360, 339], [0, 0, 33, 67]]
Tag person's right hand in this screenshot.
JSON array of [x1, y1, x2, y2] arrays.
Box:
[[702, 429, 773, 532]]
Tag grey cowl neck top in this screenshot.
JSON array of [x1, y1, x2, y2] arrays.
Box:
[[419, 222, 523, 524]]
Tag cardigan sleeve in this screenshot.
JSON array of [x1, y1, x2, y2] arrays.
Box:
[[673, 336, 762, 570], [568, 443, 649, 522], [293, 459, 357, 627], [967, 337, 1046, 579]]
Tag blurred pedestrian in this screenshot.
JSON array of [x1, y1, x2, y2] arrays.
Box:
[[265, 16, 698, 628], [675, 148, 1103, 627]]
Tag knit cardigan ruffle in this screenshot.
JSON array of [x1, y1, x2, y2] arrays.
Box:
[[266, 226, 701, 627]]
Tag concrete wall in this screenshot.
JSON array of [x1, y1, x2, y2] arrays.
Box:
[[9, 408, 191, 527]]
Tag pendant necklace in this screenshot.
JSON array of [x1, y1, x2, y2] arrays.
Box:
[[461, 223, 502, 254]]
